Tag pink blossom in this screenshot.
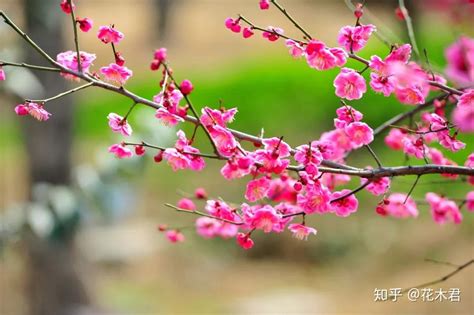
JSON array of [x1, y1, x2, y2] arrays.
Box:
[[262, 26, 284, 42], [333, 68, 367, 100], [209, 125, 237, 157], [285, 39, 305, 58], [259, 0, 270, 10], [249, 205, 281, 233], [457, 89, 474, 108], [426, 192, 462, 224], [166, 230, 185, 243], [195, 188, 207, 199], [385, 128, 407, 150], [330, 48, 348, 67], [180, 79, 193, 95], [466, 191, 474, 211], [177, 198, 196, 211], [56, 51, 96, 80], [245, 176, 271, 202], [344, 122, 374, 148], [262, 137, 291, 157], [243, 27, 254, 39], [60, 0, 75, 14], [97, 25, 124, 44], [452, 104, 474, 133], [108, 143, 133, 158], [221, 154, 254, 180], [0, 67, 5, 81], [154, 48, 167, 62], [267, 177, 298, 203], [135, 145, 145, 156], [382, 193, 418, 218], [163, 130, 205, 171], [370, 72, 396, 96], [337, 24, 376, 52], [294, 143, 323, 174], [100, 63, 132, 85], [225, 18, 241, 33], [330, 190, 359, 217], [385, 44, 412, 63], [361, 177, 390, 196], [107, 113, 132, 136], [394, 85, 426, 105], [334, 105, 363, 129], [439, 134, 466, 152], [77, 17, 93, 32], [297, 183, 331, 214], [155, 108, 184, 126], [288, 224, 317, 240], [14, 104, 29, 116], [402, 136, 427, 159], [305, 40, 338, 70], [321, 173, 351, 191], [196, 217, 220, 238], [444, 36, 474, 85], [200, 107, 237, 128], [236, 233, 254, 249], [466, 153, 474, 186], [15, 102, 51, 121]]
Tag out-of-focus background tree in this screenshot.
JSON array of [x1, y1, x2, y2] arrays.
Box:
[[0, 1, 473, 314]]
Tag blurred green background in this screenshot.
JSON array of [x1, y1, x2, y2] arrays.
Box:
[[1, 0, 473, 314]]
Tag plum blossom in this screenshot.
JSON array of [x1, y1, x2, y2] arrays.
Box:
[[0, 67, 5, 81], [77, 17, 93, 32], [180, 79, 194, 95], [294, 143, 323, 175], [259, 0, 270, 10], [100, 63, 133, 85], [14, 102, 51, 121], [385, 44, 412, 63], [457, 90, 474, 108], [236, 233, 254, 249], [425, 192, 462, 224], [221, 154, 255, 180], [243, 27, 254, 38], [330, 190, 359, 217], [344, 122, 374, 148], [381, 193, 418, 218], [452, 104, 474, 132], [253, 137, 291, 174], [155, 108, 184, 126], [262, 26, 284, 42], [402, 136, 428, 159], [333, 68, 367, 100], [60, 0, 75, 14], [466, 153, 474, 185], [305, 40, 347, 70], [97, 25, 124, 44], [196, 217, 220, 238], [107, 113, 132, 136], [108, 143, 133, 158], [337, 24, 376, 52], [177, 198, 196, 211], [135, 145, 145, 156], [154, 48, 167, 62], [245, 176, 271, 202], [466, 191, 474, 211], [385, 128, 407, 150], [166, 230, 185, 243], [57, 50, 96, 80], [444, 36, 474, 85], [163, 130, 205, 171], [208, 125, 238, 157], [195, 188, 207, 199], [334, 105, 363, 129], [361, 177, 390, 196], [248, 205, 281, 233], [285, 39, 305, 58], [200, 107, 238, 128], [288, 224, 317, 240], [225, 17, 241, 33], [297, 182, 331, 214]]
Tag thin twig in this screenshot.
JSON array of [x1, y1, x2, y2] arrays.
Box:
[[404, 175, 421, 203], [0, 61, 61, 72], [27, 82, 93, 103], [67, 0, 82, 72], [269, 0, 313, 39], [398, 0, 420, 59], [123, 141, 223, 160], [164, 203, 243, 225], [401, 259, 474, 294], [365, 144, 383, 168], [330, 180, 372, 203]]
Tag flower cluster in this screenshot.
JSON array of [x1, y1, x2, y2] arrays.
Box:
[[4, 0, 473, 250]]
